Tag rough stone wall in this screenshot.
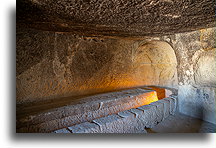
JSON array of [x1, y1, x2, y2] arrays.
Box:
[[16, 24, 215, 124], [16, 28, 178, 103], [167, 27, 216, 124]]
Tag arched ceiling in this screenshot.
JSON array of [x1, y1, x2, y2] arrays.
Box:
[[17, 0, 215, 37]]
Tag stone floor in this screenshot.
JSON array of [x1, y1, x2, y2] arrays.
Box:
[[146, 112, 216, 133]]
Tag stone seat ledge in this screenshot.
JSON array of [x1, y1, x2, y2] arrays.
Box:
[[53, 96, 177, 133], [17, 88, 157, 133]]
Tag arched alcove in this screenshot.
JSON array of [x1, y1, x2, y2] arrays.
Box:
[[194, 48, 216, 87], [132, 40, 178, 87]]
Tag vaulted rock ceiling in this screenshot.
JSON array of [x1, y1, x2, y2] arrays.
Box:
[[17, 0, 215, 37]]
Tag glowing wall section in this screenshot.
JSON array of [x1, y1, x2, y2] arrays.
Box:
[[16, 28, 177, 103]]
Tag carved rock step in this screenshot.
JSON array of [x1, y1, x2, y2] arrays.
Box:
[[53, 97, 177, 133], [17, 88, 159, 133]]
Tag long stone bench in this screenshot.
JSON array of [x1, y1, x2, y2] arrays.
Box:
[[53, 96, 177, 133], [17, 88, 159, 133]]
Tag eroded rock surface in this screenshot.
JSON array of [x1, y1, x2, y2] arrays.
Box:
[[16, 28, 178, 103], [17, 0, 215, 37], [194, 49, 216, 87], [167, 28, 216, 124]]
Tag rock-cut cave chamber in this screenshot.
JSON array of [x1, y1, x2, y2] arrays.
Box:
[[16, 0, 216, 133]]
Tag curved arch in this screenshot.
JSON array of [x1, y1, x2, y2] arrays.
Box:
[[132, 40, 178, 87]]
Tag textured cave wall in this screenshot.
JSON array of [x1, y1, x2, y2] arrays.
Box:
[[16, 24, 216, 124], [16, 28, 178, 103], [17, 0, 215, 37], [167, 27, 216, 124]]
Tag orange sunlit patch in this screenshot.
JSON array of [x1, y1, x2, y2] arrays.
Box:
[[145, 86, 166, 100], [133, 91, 158, 108], [141, 91, 158, 105]]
